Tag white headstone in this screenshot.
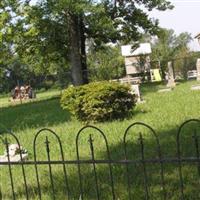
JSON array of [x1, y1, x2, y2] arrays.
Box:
[[167, 61, 176, 88], [131, 84, 141, 102], [191, 85, 200, 90], [0, 144, 28, 165], [196, 59, 200, 81]]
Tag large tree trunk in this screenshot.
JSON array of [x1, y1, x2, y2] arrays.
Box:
[[68, 13, 88, 86], [80, 15, 89, 84]]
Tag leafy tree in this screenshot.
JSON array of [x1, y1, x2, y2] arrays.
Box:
[[1, 0, 173, 86], [87, 45, 125, 81], [151, 28, 192, 77], [0, 1, 14, 79]]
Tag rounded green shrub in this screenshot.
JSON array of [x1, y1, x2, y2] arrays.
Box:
[[60, 81, 136, 122]]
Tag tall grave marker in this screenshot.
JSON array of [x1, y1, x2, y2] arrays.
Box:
[[167, 61, 176, 88], [196, 59, 200, 81]]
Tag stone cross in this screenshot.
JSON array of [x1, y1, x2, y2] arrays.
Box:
[[167, 61, 176, 88], [196, 59, 200, 81]]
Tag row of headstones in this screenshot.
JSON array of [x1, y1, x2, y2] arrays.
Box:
[[167, 59, 200, 88], [135, 59, 200, 99]]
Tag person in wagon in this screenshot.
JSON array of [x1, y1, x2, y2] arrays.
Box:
[[28, 85, 33, 99], [20, 85, 26, 99], [14, 86, 20, 99]]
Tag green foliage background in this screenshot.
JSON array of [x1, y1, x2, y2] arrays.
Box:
[[0, 0, 173, 90]]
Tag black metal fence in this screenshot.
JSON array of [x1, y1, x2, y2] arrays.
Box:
[[1, 119, 200, 199]]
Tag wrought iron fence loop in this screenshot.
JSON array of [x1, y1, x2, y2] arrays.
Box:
[[123, 122, 166, 200], [33, 128, 70, 200], [177, 119, 200, 200], [8, 132, 29, 200], [76, 125, 115, 200], [0, 131, 29, 200], [0, 130, 29, 200], [1, 119, 200, 199]]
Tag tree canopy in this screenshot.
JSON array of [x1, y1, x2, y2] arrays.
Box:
[[0, 0, 173, 88], [151, 28, 193, 77]]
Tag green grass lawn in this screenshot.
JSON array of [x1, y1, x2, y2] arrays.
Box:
[[1, 81, 200, 199]]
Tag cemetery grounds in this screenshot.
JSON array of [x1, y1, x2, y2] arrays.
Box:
[[1, 80, 200, 199]]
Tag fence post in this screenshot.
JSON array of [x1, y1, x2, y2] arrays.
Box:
[[4, 138, 16, 200], [192, 130, 200, 176], [45, 136, 55, 200], [76, 125, 116, 200], [138, 133, 149, 200], [88, 134, 100, 200]]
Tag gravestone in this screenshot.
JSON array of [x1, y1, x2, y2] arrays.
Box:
[[0, 144, 28, 165], [131, 84, 141, 102], [158, 88, 172, 93], [167, 61, 176, 88], [0, 154, 28, 163], [196, 59, 200, 81], [191, 85, 200, 90]]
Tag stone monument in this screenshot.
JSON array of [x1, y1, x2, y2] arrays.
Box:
[[167, 61, 176, 88], [0, 144, 28, 164], [196, 59, 200, 81], [131, 84, 142, 102]]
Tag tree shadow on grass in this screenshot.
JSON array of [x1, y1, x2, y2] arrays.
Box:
[[140, 81, 167, 95], [102, 120, 200, 199], [67, 120, 200, 199], [0, 97, 71, 132], [1, 120, 200, 199]]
